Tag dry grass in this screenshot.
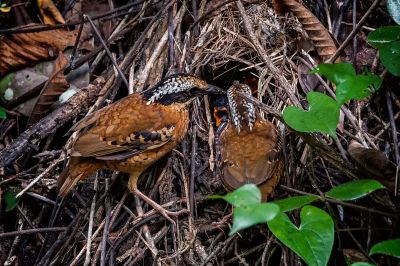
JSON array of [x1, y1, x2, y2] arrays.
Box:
[[0, 1, 398, 265]]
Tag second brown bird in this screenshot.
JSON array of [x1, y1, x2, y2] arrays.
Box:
[[215, 83, 283, 201]]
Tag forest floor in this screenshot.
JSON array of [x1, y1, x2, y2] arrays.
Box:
[[0, 0, 399, 265]]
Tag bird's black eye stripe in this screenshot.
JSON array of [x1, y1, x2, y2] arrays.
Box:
[[189, 87, 203, 94]]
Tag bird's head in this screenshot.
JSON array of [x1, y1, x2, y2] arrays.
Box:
[[213, 95, 229, 128], [227, 82, 256, 133], [144, 74, 222, 105]]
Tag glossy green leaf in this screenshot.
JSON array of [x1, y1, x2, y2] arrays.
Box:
[[350, 263, 375, 266], [268, 206, 334, 266], [210, 184, 261, 207], [0, 106, 6, 119], [368, 26, 400, 47], [310, 63, 356, 84], [388, 0, 400, 24], [311, 63, 382, 105], [272, 195, 319, 212], [369, 238, 400, 258], [283, 92, 339, 138], [379, 40, 400, 76], [326, 180, 385, 201], [335, 73, 382, 106], [230, 203, 280, 235], [5, 190, 19, 211], [368, 26, 400, 77]]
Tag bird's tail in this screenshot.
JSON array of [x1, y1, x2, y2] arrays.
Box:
[[58, 157, 100, 197]]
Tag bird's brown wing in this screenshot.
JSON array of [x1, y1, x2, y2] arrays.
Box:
[[73, 126, 176, 160], [71, 94, 183, 160]]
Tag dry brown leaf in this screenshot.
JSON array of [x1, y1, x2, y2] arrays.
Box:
[[348, 140, 396, 189], [342, 249, 369, 263], [37, 0, 65, 25], [0, 27, 76, 76], [272, 0, 287, 14], [28, 52, 69, 125], [274, 0, 337, 62]]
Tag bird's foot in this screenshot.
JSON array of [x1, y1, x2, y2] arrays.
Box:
[[133, 188, 188, 224]]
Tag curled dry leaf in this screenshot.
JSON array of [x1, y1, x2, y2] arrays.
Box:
[[37, 0, 65, 25], [28, 52, 69, 126], [342, 249, 369, 264], [348, 140, 396, 190], [273, 0, 337, 62], [0, 27, 76, 76]]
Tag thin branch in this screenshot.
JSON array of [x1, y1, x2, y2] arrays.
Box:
[[85, 15, 129, 88], [0, 227, 68, 238], [327, 0, 381, 63], [279, 185, 398, 218]]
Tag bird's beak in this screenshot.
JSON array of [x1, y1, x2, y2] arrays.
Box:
[[206, 84, 225, 94]]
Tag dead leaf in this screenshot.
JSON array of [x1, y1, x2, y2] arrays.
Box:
[[343, 249, 369, 263], [28, 52, 69, 125], [0, 26, 76, 76], [37, 0, 65, 25], [272, 0, 287, 14], [3, 69, 49, 117], [348, 140, 396, 189], [273, 0, 338, 62]]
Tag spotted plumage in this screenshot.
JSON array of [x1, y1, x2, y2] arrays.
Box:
[[216, 83, 283, 201], [145, 74, 208, 104], [227, 83, 256, 133]]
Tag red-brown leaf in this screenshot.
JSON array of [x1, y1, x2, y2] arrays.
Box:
[[0, 26, 76, 76], [273, 0, 337, 62]]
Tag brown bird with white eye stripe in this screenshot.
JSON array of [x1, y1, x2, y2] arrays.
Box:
[[58, 74, 221, 220], [215, 83, 283, 201]]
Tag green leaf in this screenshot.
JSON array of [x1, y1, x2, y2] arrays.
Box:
[[272, 195, 319, 212], [268, 206, 334, 266], [388, 0, 400, 25], [311, 63, 382, 105], [0, 106, 6, 119], [368, 26, 400, 77], [5, 190, 19, 211], [326, 180, 385, 201], [209, 184, 261, 207], [350, 263, 375, 266], [379, 40, 400, 76], [229, 203, 280, 235], [368, 26, 400, 47], [311, 63, 356, 84], [0, 73, 15, 94], [335, 73, 382, 106], [369, 238, 400, 258], [283, 92, 339, 138]]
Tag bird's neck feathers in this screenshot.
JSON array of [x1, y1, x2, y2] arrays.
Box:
[[143, 76, 197, 105], [229, 96, 256, 133]]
